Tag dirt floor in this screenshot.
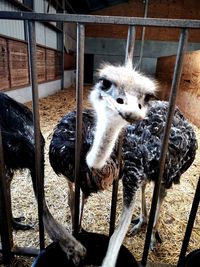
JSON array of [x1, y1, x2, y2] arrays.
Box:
[[1, 86, 200, 266]]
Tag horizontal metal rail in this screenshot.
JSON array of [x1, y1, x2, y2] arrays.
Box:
[[0, 11, 200, 28], [0, 245, 39, 257]]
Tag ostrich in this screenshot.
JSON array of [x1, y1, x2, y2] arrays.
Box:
[[49, 62, 197, 267], [0, 92, 85, 265], [49, 63, 155, 226]]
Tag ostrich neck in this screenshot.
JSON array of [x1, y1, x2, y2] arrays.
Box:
[[86, 111, 126, 169]]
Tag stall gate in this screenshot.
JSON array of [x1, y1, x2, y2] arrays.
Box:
[[0, 11, 200, 267]]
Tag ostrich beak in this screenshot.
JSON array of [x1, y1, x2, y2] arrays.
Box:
[[100, 93, 120, 112]]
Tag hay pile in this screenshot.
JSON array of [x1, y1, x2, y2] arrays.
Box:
[[1, 87, 199, 266]]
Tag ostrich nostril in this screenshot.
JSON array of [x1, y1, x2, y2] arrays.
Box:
[[138, 103, 142, 109], [116, 98, 124, 104]]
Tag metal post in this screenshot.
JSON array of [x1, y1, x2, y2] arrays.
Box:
[[57, 0, 65, 90], [137, 0, 149, 70], [177, 176, 200, 267], [109, 26, 136, 236], [28, 20, 45, 250], [0, 127, 13, 264], [109, 135, 123, 236], [73, 23, 85, 236], [61, 26, 65, 90], [141, 28, 188, 266], [125, 26, 136, 64]]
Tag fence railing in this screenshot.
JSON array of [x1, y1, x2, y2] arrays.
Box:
[[0, 11, 200, 267]]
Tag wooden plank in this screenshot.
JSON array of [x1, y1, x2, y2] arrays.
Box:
[[46, 49, 55, 81], [1, 36, 65, 91], [85, 0, 200, 42], [36, 46, 46, 83], [0, 37, 10, 91], [8, 40, 29, 88], [55, 51, 62, 79], [156, 50, 200, 127]]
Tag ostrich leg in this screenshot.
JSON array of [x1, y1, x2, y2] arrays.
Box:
[[68, 181, 75, 228], [102, 198, 136, 267], [150, 184, 166, 250], [6, 174, 33, 230], [130, 182, 148, 234], [68, 181, 86, 232]]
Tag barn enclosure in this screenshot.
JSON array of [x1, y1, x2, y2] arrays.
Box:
[[0, 1, 200, 267]]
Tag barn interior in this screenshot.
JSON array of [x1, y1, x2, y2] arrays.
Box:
[[0, 1, 200, 267]]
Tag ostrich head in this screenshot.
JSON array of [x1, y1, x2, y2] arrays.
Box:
[[86, 63, 157, 169], [90, 63, 157, 125]]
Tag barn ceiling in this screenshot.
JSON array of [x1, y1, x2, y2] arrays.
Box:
[[50, 0, 128, 14]]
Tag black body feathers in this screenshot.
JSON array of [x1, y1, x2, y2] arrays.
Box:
[[49, 100, 197, 203], [0, 92, 45, 187]]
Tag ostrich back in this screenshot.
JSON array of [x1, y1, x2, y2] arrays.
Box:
[[123, 100, 197, 203], [0, 92, 45, 177]]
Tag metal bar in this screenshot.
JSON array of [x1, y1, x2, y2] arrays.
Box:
[[177, 176, 200, 267], [141, 28, 188, 267], [109, 135, 123, 236], [73, 23, 85, 236], [125, 26, 136, 64], [137, 0, 149, 70], [57, 1, 65, 90], [0, 127, 13, 264], [0, 11, 200, 28], [61, 26, 65, 90], [12, 246, 39, 257], [109, 25, 136, 236], [0, 245, 39, 257], [28, 20, 45, 251]]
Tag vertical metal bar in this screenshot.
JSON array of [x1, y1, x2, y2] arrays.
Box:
[[137, 0, 149, 70], [177, 176, 200, 267], [58, 0, 65, 91], [28, 20, 45, 250], [61, 25, 65, 90], [0, 127, 13, 264], [73, 23, 85, 236], [141, 28, 188, 267], [25, 20, 31, 84], [109, 26, 136, 236], [109, 136, 123, 237], [125, 26, 136, 64]]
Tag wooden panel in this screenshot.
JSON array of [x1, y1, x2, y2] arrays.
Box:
[[46, 49, 55, 81], [86, 0, 200, 42], [156, 50, 200, 127], [0, 37, 9, 91], [55, 51, 62, 79], [8, 40, 29, 88], [0, 35, 66, 91], [37, 46, 46, 83]]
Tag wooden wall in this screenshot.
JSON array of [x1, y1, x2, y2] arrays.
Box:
[[156, 50, 200, 127], [0, 36, 62, 91], [86, 0, 200, 42], [8, 40, 29, 88]]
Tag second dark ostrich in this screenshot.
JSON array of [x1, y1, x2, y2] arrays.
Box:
[[49, 63, 197, 267], [0, 92, 85, 265]]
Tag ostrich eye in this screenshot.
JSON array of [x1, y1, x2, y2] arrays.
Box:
[[100, 78, 112, 91], [144, 93, 155, 103]]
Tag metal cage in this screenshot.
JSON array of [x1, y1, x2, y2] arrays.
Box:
[[0, 11, 200, 267]]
